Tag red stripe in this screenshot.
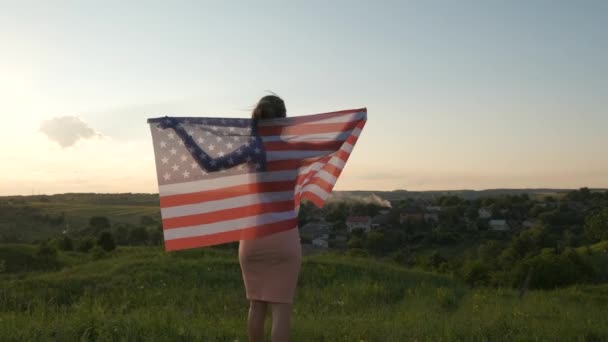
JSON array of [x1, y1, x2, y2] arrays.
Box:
[[264, 140, 344, 151], [258, 108, 366, 127], [165, 218, 298, 251], [258, 119, 364, 136], [160, 180, 295, 208], [299, 190, 326, 208], [162, 200, 295, 229]]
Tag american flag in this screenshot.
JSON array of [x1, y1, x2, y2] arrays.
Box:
[[148, 108, 367, 251]]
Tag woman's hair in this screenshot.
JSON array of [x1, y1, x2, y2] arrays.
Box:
[[251, 95, 286, 120]]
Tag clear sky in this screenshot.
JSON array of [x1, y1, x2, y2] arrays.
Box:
[[1, 0, 606, 195]]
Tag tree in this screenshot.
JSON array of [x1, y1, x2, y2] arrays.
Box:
[[585, 208, 608, 243], [128, 227, 149, 245], [97, 231, 116, 251], [76, 238, 95, 253], [140, 215, 156, 227], [89, 216, 110, 230], [57, 236, 73, 251], [149, 225, 164, 246]]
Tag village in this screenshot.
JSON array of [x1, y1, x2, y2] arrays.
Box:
[[298, 191, 591, 254]]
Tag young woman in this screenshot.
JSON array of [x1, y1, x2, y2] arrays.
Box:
[[239, 95, 302, 342]]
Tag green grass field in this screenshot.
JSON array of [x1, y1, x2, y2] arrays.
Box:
[[1, 246, 607, 341]]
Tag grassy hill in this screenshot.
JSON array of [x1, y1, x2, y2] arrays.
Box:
[[1, 245, 606, 341], [0, 194, 160, 242]]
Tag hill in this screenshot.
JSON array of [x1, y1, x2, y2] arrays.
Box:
[[0, 246, 606, 341]]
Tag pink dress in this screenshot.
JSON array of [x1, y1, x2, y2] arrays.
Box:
[[238, 227, 302, 304]]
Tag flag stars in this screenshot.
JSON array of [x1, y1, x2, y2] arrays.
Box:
[[226, 142, 234, 149], [208, 144, 215, 151], [177, 140, 185, 146], [182, 170, 190, 178], [191, 161, 198, 169], [197, 137, 205, 144], [160, 141, 167, 148], [172, 164, 180, 171], [170, 148, 177, 155], [161, 157, 169, 164], [180, 155, 188, 162], [218, 151, 225, 157], [163, 173, 171, 180], [215, 136, 223, 142], [167, 132, 175, 140]]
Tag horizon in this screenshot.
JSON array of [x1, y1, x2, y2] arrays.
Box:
[[3, 186, 607, 198], [2, 1, 607, 195]]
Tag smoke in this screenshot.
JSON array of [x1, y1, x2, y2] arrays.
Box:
[[40, 116, 101, 147], [328, 193, 392, 208]]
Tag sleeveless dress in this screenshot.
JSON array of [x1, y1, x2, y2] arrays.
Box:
[[238, 227, 302, 304]]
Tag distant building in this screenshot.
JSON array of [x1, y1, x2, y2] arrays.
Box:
[[489, 219, 510, 231], [371, 213, 392, 229], [478, 208, 492, 219], [346, 216, 372, 233], [425, 206, 442, 212], [400, 207, 424, 224], [522, 219, 540, 229], [312, 237, 329, 248], [424, 212, 440, 224]]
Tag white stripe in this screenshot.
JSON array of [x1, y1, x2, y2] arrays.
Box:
[[298, 183, 330, 200], [341, 142, 354, 154], [164, 210, 297, 240], [296, 156, 345, 178], [159, 170, 297, 196], [161, 191, 294, 218], [315, 170, 338, 185], [261, 130, 354, 142], [258, 111, 367, 127], [352, 127, 362, 137], [266, 150, 335, 161]]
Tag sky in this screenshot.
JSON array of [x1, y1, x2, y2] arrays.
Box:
[[1, 0, 606, 195]]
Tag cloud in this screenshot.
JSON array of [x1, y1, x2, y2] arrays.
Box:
[[40, 116, 101, 147]]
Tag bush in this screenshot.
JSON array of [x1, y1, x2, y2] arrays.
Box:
[[90, 246, 106, 260], [462, 260, 492, 287], [347, 248, 369, 258], [57, 236, 74, 251], [97, 231, 116, 252], [76, 238, 95, 253], [511, 250, 595, 289], [128, 227, 149, 245]]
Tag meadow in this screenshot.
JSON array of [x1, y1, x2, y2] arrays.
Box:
[[1, 245, 607, 341]]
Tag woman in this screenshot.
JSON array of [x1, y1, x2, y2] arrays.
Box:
[[239, 95, 302, 342]]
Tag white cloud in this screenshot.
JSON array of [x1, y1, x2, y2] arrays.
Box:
[[39, 116, 101, 147]]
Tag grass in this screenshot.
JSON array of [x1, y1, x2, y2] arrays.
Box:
[[1, 246, 607, 341]]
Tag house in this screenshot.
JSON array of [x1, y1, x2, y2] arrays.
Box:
[[371, 213, 391, 229], [312, 234, 329, 248], [424, 212, 440, 224], [346, 216, 372, 233], [522, 219, 539, 229], [478, 208, 492, 219], [399, 207, 424, 224], [489, 219, 510, 231], [425, 206, 442, 212]]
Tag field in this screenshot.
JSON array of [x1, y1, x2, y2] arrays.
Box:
[[1, 245, 607, 341]]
